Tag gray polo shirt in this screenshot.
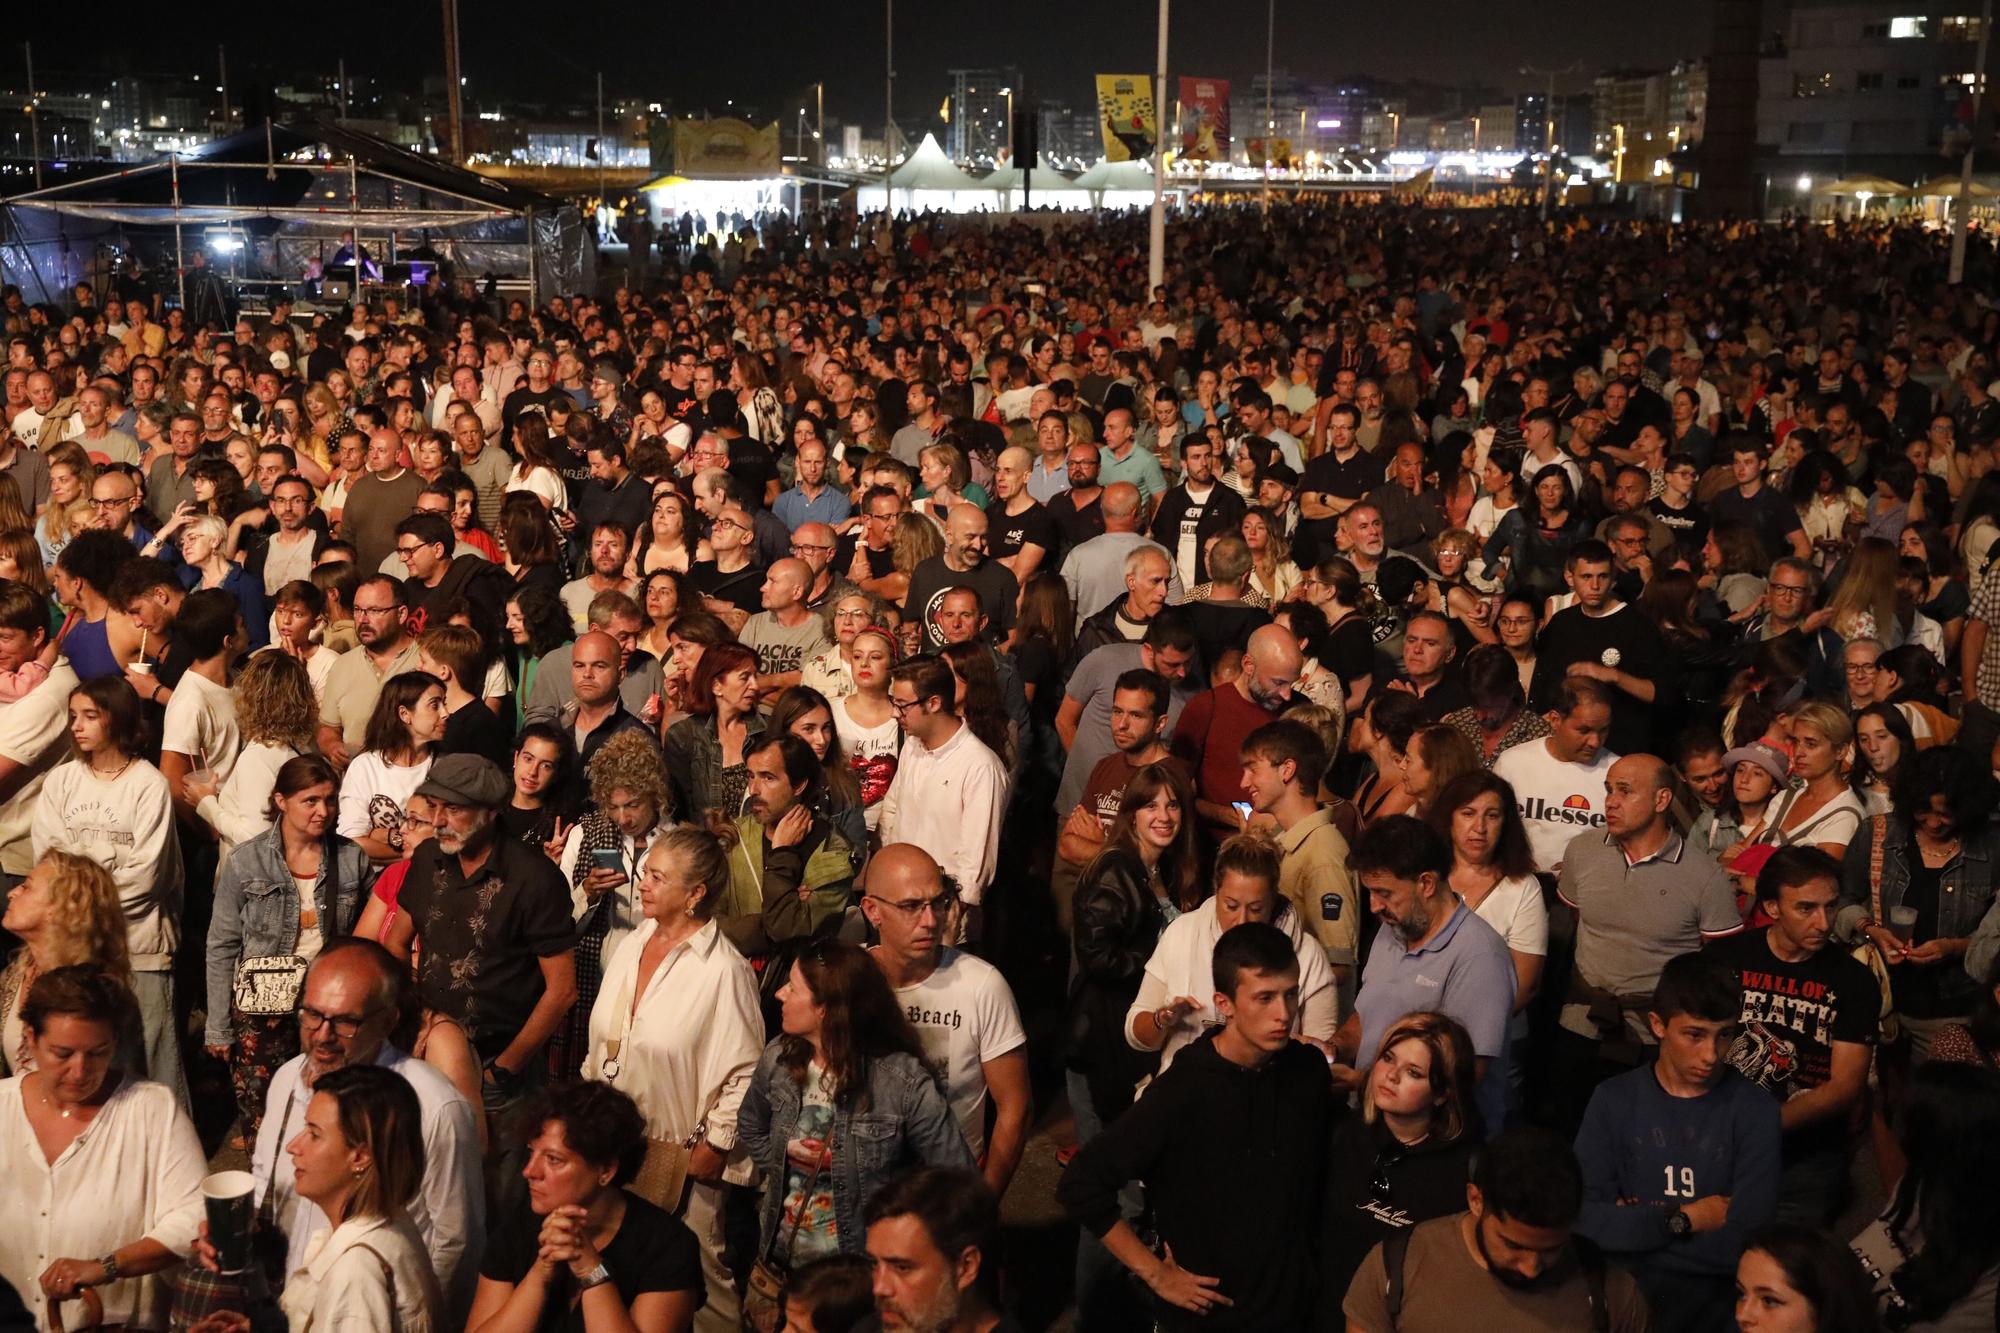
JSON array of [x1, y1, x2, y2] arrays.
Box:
[[1054, 641, 1191, 815], [1556, 829, 1743, 1042]]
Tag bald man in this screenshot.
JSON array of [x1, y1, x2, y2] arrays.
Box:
[[1554, 752, 1741, 1126], [742, 556, 832, 694], [1060, 481, 1185, 631], [342, 425, 426, 572], [862, 844, 1029, 1199], [563, 629, 653, 805], [903, 503, 1019, 652], [1169, 623, 1306, 837], [985, 444, 1059, 584], [785, 521, 849, 609], [690, 502, 767, 632]]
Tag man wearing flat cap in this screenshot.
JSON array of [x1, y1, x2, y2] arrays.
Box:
[[396, 754, 577, 1172]]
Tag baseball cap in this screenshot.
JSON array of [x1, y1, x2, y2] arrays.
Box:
[[414, 754, 509, 808], [1721, 740, 1790, 786]]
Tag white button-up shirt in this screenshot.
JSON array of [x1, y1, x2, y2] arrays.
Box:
[[877, 721, 1008, 904], [254, 1044, 484, 1318], [278, 1214, 441, 1333], [0, 1075, 205, 1331], [583, 917, 764, 1185]]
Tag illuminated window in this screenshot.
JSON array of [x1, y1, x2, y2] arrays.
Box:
[[1889, 16, 1927, 37], [1939, 16, 1985, 40], [1792, 72, 1835, 98]]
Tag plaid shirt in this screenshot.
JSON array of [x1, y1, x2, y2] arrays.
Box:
[[1973, 571, 2000, 711]]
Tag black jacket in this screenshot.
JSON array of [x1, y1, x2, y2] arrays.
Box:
[[1067, 848, 1168, 1121], [1069, 599, 1146, 676], [1147, 482, 1246, 585], [1058, 1031, 1337, 1333], [415, 553, 512, 632], [1315, 1115, 1480, 1324]]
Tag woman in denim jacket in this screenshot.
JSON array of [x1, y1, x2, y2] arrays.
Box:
[[737, 939, 973, 1273], [204, 754, 374, 1137], [1840, 747, 2000, 1060]]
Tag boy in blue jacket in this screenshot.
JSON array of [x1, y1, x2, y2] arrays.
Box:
[[1574, 949, 1781, 1333]]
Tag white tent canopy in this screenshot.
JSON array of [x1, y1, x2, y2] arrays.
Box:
[[978, 164, 1093, 212], [855, 134, 998, 212], [1073, 157, 1163, 208]]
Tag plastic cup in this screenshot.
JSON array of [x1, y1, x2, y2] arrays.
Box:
[[1888, 906, 1919, 943], [202, 1170, 257, 1274]]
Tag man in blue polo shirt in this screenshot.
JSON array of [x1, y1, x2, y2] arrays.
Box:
[[1334, 814, 1516, 1132]]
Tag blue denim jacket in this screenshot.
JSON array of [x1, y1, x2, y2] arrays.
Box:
[[204, 823, 374, 1046], [737, 1040, 974, 1258], [1838, 816, 2000, 1013]]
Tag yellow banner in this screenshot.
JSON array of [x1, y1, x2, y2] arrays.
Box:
[[1095, 74, 1158, 163], [672, 117, 782, 177]]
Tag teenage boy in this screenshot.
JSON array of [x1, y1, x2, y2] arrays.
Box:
[[417, 624, 511, 769], [1706, 845, 1873, 1225], [1059, 921, 1336, 1332], [1573, 951, 1781, 1333]]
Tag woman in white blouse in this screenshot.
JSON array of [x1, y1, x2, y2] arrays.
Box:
[[0, 964, 204, 1331], [1431, 770, 1548, 1024], [583, 827, 764, 1330], [194, 1063, 442, 1333], [188, 650, 318, 855]]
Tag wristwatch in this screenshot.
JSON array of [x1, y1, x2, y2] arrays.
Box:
[[576, 1262, 613, 1291], [97, 1251, 122, 1283], [1666, 1208, 1693, 1239]]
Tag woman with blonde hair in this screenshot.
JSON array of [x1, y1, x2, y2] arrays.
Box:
[[0, 850, 132, 1075], [301, 382, 344, 472], [1242, 505, 1300, 604], [916, 441, 986, 527], [1760, 701, 1866, 861], [35, 440, 94, 567], [1318, 1011, 1481, 1294], [1821, 535, 1902, 645], [890, 512, 943, 596], [187, 649, 319, 852]]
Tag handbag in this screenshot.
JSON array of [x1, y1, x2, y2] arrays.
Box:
[[741, 1152, 825, 1333], [232, 954, 308, 1015], [628, 1121, 705, 1216], [1852, 814, 1900, 1044]]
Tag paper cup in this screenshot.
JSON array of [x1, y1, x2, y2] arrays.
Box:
[[202, 1170, 257, 1274]]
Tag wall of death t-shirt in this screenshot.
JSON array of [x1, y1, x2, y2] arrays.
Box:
[[1491, 739, 1618, 873], [886, 947, 1027, 1160]]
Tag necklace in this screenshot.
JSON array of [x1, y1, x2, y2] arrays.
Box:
[[34, 1076, 76, 1120], [88, 756, 136, 782]]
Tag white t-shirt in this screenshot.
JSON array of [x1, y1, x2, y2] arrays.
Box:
[[1470, 873, 1549, 957], [161, 670, 242, 784], [1492, 738, 1619, 874], [885, 948, 1026, 1160], [1173, 482, 1216, 591], [505, 462, 568, 513], [835, 698, 900, 830], [335, 751, 434, 844]]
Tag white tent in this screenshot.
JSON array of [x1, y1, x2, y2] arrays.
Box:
[[978, 163, 1093, 212], [855, 134, 996, 212], [1073, 157, 1164, 209]]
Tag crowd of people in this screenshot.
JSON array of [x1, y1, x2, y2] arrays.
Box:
[[0, 198, 1997, 1333]]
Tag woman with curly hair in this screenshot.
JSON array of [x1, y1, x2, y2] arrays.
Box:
[[630, 485, 699, 578], [188, 649, 318, 853], [0, 850, 132, 1076], [549, 729, 676, 1077]]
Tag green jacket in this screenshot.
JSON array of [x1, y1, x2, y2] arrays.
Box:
[[720, 813, 858, 956]]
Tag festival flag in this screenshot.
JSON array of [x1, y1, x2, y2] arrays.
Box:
[[1095, 74, 1158, 163], [1178, 76, 1230, 160], [1247, 136, 1295, 169]]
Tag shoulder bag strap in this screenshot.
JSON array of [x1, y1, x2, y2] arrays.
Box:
[[1382, 1226, 1413, 1327], [344, 1241, 401, 1333], [1869, 814, 1887, 924]]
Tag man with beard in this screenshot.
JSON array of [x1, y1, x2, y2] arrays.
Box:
[[252, 940, 485, 1321], [718, 734, 857, 957], [1169, 623, 1302, 839], [1342, 1126, 1649, 1332], [316, 575, 422, 769], [1335, 814, 1515, 1133], [1573, 952, 1780, 1333], [864, 1168, 1022, 1333], [398, 754, 576, 1169]]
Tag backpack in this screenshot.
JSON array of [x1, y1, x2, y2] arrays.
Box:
[[1381, 1226, 1610, 1332]]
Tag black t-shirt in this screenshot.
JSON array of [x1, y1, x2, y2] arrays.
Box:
[[1301, 447, 1379, 503], [985, 498, 1061, 566], [481, 1192, 704, 1332], [1647, 494, 1709, 548], [440, 697, 513, 770], [1527, 603, 1674, 757], [398, 838, 576, 1058], [689, 559, 769, 614], [1707, 929, 1875, 1156], [1046, 489, 1107, 551], [1707, 484, 1802, 567], [1184, 599, 1271, 675], [724, 436, 779, 504], [903, 554, 1018, 650], [1322, 615, 1378, 689], [503, 385, 569, 433]]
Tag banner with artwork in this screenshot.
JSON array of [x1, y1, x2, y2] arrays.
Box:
[[672, 117, 782, 177], [1246, 136, 1295, 169], [1095, 74, 1158, 163], [1178, 77, 1230, 160]]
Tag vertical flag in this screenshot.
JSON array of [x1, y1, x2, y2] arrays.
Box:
[[1095, 74, 1158, 163], [1178, 77, 1230, 160]]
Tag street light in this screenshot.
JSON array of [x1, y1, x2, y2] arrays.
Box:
[[1000, 86, 1014, 165]]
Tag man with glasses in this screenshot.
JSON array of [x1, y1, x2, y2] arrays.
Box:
[[690, 504, 767, 632], [89, 467, 154, 549], [879, 658, 1009, 934], [1046, 442, 1109, 551], [316, 574, 421, 769], [785, 522, 849, 611], [253, 939, 485, 1320], [773, 438, 850, 531], [501, 344, 567, 432], [244, 474, 328, 598], [862, 843, 1030, 1200], [1743, 557, 1845, 699]]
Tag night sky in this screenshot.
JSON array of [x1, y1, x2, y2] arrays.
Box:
[[22, 0, 1723, 123]]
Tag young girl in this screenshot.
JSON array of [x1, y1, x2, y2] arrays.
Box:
[[337, 671, 447, 863], [264, 579, 341, 701], [832, 627, 900, 832]]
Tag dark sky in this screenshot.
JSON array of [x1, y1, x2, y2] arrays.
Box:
[[25, 1, 1720, 123]]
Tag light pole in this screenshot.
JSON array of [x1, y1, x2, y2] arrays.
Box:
[[884, 0, 895, 204], [1000, 86, 1014, 166], [1951, 0, 1993, 285], [1261, 0, 1275, 214], [1149, 0, 1167, 290], [1520, 61, 1583, 220]]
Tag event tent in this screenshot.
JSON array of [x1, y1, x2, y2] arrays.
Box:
[[1072, 158, 1163, 209], [977, 163, 1094, 212], [0, 119, 588, 308], [855, 134, 995, 212]]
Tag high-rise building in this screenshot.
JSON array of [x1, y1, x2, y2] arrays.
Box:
[[1035, 102, 1100, 168], [1515, 91, 1595, 155], [948, 68, 1020, 165]]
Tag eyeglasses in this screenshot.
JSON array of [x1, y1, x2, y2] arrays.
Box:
[[888, 695, 924, 715], [300, 1005, 379, 1039], [866, 892, 957, 919], [1845, 662, 1879, 675], [90, 495, 134, 508], [1768, 582, 1810, 596], [395, 543, 426, 557], [354, 604, 401, 618], [791, 541, 833, 554], [711, 517, 748, 533]]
